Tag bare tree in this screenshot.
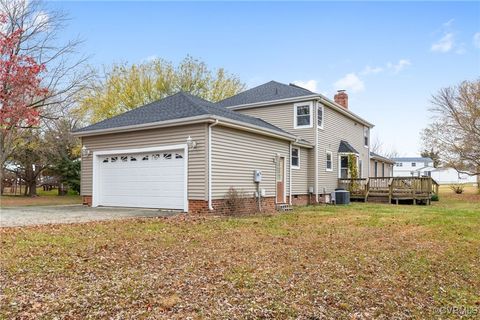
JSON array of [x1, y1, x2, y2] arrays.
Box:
[[422, 79, 480, 188], [370, 135, 383, 154], [370, 134, 399, 159], [0, 0, 90, 184]]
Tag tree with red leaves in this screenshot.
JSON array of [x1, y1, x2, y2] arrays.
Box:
[[0, 14, 48, 181]]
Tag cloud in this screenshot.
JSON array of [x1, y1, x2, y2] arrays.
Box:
[[443, 19, 455, 28], [334, 73, 365, 93], [474, 32, 480, 48], [455, 43, 466, 55], [431, 32, 455, 52], [360, 65, 383, 75], [292, 80, 317, 92], [387, 59, 411, 74]]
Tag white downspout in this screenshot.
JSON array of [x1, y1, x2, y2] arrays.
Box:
[[314, 100, 319, 203], [289, 142, 293, 205], [208, 119, 219, 210]]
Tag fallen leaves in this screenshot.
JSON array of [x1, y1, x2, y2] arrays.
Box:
[[1, 198, 479, 319]]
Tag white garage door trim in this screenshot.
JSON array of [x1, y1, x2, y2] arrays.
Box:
[[92, 144, 188, 212]]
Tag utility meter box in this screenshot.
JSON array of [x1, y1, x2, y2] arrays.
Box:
[[253, 170, 262, 182]]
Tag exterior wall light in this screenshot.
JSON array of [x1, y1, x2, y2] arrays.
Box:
[[81, 145, 90, 157], [186, 136, 197, 150]]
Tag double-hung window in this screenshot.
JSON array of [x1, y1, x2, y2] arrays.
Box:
[[294, 102, 313, 128], [291, 147, 300, 169], [326, 151, 333, 171], [317, 104, 324, 129], [364, 127, 369, 147]]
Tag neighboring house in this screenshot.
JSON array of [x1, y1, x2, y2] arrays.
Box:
[[74, 81, 374, 214], [369, 152, 395, 177], [430, 167, 477, 185], [392, 157, 434, 177]]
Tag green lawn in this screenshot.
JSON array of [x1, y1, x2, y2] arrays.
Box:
[[0, 191, 479, 319], [1, 188, 81, 207]]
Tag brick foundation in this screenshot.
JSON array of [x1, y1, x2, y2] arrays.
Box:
[[189, 196, 277, 215], [82, 194, 323, 214], [82, 195, 92, 206], [289, 194, 311, 206]]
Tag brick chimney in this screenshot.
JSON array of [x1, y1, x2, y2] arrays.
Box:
[[334, 90, 348, 109]]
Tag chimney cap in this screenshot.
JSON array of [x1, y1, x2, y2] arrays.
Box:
[[337, 89, 346, 93]]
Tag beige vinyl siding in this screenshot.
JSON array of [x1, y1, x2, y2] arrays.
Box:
[[370, 159, 394, 177], [235, 102, 315, 144], [80, 124, 207, 200], [317, 105, 370, 193], [211, 125, 290, 199], [291, 147, 311, 194]]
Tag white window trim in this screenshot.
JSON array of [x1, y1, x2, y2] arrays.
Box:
[[293, 101, 313, 129], [291, 147, 300, 169], [338, 152, 358, 178], [317, 104, 325, 130], [326, 150, 333, 172]]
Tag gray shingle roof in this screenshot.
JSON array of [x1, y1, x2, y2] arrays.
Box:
[[75, 92, 291, 135], [338, 140, 359, 154], [215, 81, 315, 108]]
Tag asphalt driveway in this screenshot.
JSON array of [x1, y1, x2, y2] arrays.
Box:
[[0, 205, 180, 227]]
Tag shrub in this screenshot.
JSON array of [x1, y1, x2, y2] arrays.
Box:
[[431, 194, 439, 201], [450, 184, 464, 194], [225, 187, 247, 215]]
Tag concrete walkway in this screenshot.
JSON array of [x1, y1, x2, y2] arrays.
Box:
[[0, 205, 179, 227]]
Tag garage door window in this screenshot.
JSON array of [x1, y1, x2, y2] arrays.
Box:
[[111, 156, 118, 162], [175, 153, 183, 159], [130, 156, 137, 161]]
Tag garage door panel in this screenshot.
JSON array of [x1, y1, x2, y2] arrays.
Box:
[[97, 149, 186, 210], [100, 173, 184, 183], [101, 188, 186, 197]]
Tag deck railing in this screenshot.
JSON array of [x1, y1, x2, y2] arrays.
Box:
[[338, 176, 439, 204]]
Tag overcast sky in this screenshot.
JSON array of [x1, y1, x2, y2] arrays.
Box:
[[49, 1, 480, 156]]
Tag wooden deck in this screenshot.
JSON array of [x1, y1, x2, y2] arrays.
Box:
[[338, 177, 439, 204]]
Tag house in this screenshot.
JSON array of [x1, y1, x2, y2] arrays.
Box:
[[369, 152, 395, 177], [73, 81, 374, 214], [430, 167, 477, 185], [392, 157, 434, 177]]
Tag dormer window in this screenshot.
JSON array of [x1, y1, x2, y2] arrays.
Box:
[[294, 102, 313, 129]]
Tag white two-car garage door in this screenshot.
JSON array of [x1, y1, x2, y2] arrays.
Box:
[[95, 147, 186, 210]]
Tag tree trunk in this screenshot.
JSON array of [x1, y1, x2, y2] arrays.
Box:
[[477, 171, 480, 194], [28, 180, 37, 197], [0, 168, 3, 195], [22, 164, 38, 197]]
